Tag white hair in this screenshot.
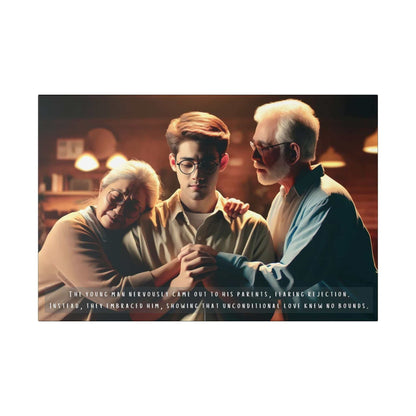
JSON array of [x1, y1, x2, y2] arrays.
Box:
[[101, 160, 161, 210], [254, 99, 320, 162]]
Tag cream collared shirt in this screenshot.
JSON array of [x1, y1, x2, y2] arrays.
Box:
[[123, 190, 276, 320], [267, 185, 304, 260]]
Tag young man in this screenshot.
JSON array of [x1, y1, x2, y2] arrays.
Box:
[[123, 111, 276, 320], [181, 100, 378, 320]]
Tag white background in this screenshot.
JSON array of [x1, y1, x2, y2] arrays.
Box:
[[1, 1, 415, 415]]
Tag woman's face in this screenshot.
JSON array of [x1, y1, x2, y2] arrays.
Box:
[[96, 179, 146, 230]]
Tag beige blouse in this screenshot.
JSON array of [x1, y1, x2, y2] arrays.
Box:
[[38, 207, 154, 321]]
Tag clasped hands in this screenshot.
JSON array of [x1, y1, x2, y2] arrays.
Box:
[[169, 244, 219, 292]]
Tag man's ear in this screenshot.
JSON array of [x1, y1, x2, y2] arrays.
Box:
[[169, 153, 177, 172], [219, 153, 229, 172], [287, 143, 301, 166]]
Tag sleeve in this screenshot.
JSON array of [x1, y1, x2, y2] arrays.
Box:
[[42, 217, 154, 307], [247, 217, 277, 264], [208, 215, 278, 321], [213, 216, 276, 289], [216, 196, 340, 292]]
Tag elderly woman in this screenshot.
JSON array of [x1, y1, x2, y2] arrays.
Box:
[[39, 160, 220, 321]]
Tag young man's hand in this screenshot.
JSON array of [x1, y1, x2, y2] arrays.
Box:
[[171, 249, 217, 291], [178, 244, 218, 261]]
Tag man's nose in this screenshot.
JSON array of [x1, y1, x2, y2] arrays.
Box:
[[192, 165, 205, 179], [251, 147, 262, 162]]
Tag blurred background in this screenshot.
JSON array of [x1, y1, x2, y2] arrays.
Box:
[[38, 95, 377, 264]]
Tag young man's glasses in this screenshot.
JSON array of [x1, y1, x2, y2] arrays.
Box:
[[176, 159, 219, 175], [250, 140, 291, 156], [106, 189, 142, 218]]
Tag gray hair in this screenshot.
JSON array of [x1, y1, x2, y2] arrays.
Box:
[[254, 99, 320, 162], [100, 160, 161, 210]]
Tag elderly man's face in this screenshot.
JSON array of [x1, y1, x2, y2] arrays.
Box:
[[251, 118, 290, 186]]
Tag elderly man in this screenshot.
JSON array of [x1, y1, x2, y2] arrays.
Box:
[[181, 99, 378, 320]]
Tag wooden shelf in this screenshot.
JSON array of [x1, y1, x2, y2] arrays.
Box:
[[40, 191, 96, 214], [42, 191, 97, 197]]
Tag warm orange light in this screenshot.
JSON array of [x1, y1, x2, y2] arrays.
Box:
[[363, 130, 378, 154], [319, 146, 346, 168], [321, 160, 346, 168], [106, 153, 128, 169], [75, 152, 99, 171]]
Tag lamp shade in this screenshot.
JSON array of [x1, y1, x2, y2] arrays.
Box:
[[318, 146, 346, 168], [75, 152, 99, 172], [106, 152, 128, 169], [363, 130, 378, 154]]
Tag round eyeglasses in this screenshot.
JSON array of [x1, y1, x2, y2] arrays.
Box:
[[250, 140, 291, 156], [106, 189, 142, 218], [176, 159, 219, 175]]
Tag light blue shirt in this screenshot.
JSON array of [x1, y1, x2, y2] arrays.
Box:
[[216, 165, 377, 317]]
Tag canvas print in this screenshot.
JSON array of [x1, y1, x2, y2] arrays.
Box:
[[38, 95, 378, 321]]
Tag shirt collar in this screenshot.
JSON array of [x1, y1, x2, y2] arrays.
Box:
[[166, 190, 184, 221], [167, 189, 231, 225], [211, 191, 232, 224], [293, 164, 325, 196]]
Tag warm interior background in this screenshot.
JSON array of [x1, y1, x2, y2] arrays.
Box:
[[38, 95, 377, 264]]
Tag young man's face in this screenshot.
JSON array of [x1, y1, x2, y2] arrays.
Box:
[[169, 140, 227, 208]]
